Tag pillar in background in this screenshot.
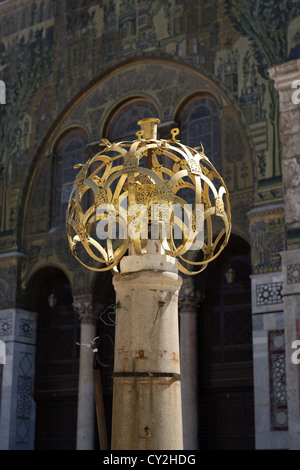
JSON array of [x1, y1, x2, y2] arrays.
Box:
[[270, 57, 300, 450], [73, 294, 97, 450], [111, 241, 183, 450], [179, 276, 200, 450]]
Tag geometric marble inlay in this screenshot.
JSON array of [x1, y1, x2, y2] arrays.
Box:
[[16, 376, 32, 420], [16, 418, 30, 444], [19, 352, 32, 376], [268, 330, 288, 431], [287, 263, 300, 284], [0, 318, 13, 336], [256, 282, 283, 306], [19, 319, 33, 338], [15, 352, 33, 445]]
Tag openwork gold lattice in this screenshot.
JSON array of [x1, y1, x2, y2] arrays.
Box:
[[66, 118, 231, 275]]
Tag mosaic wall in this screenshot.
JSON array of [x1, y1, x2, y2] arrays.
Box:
[[0, 0, 299, 298], [248, 205, 285, 274]]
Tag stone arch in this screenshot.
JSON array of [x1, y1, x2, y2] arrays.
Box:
[[53, 128, 90, 227], [50, 124, 90, 155], [175, 93, 222, 172], [17, 57, 257, 274], [174, 90, 223, 118], [21, 265, 73, 311], [22, 125, 89, 240], [102, 96, 160, 140]]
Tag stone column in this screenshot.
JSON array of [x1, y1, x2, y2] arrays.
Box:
[[269, 59, 300, 242], [269, 58, 300, 449], [179, 276, 200, 450], [73, 294, 97, 450], [111, 241, 183, 450]]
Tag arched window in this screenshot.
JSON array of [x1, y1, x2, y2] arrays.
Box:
[[54, 130, 89, 226], [179, 96, 221, 172], [106, 99, 159, 141]]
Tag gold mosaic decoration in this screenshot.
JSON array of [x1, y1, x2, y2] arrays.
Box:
[[66, 118, 231, 275]]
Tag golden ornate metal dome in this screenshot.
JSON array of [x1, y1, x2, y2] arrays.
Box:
[[66, 118, 231, 275]]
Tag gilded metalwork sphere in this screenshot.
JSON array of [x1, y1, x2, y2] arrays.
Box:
[[66, 118, 231, 275]]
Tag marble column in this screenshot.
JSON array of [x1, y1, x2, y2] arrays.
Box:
[[269, 58, 300, 449], [179, 276, 200, 450], [269, 59, 300, 242], [73, 294, 97, 450]]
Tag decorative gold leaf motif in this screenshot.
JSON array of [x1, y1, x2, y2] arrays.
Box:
[[94, 188, 108, 206], [124, 152, 139, 171], [155, 180, 174, 201]]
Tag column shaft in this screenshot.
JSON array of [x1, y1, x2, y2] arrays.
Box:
[[74, 297, 96, 450], [179, 277, 199, 450], [111, 265, 183, 450]]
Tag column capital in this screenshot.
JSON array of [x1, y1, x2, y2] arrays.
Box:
[[179, 277, 203, 313], [73, 294, 96, 324]]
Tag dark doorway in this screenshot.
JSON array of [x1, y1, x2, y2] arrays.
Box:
[[197, 235, 254, 449], [33, 269, 80, 450]]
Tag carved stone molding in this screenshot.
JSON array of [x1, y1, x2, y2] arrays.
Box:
[[179, 277, 203, 313]]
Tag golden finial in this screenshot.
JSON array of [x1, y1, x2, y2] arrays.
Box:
[[170, 128, 180, 142]]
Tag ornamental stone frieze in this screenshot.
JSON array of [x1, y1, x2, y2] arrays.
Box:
[[179, 276, 203, 313]]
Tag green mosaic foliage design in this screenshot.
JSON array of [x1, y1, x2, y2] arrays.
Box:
[[226, 0, 300, 179], [0, 27, 55, 231]]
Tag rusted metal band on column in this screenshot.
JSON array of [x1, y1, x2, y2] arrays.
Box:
[[112, 371, 181, 381]]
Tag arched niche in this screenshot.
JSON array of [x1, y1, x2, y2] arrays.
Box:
[[104, 97, 159, 140], [23, 126, 89, 237], [20, 265, 72, 311], [19, 57, 256, 279]]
